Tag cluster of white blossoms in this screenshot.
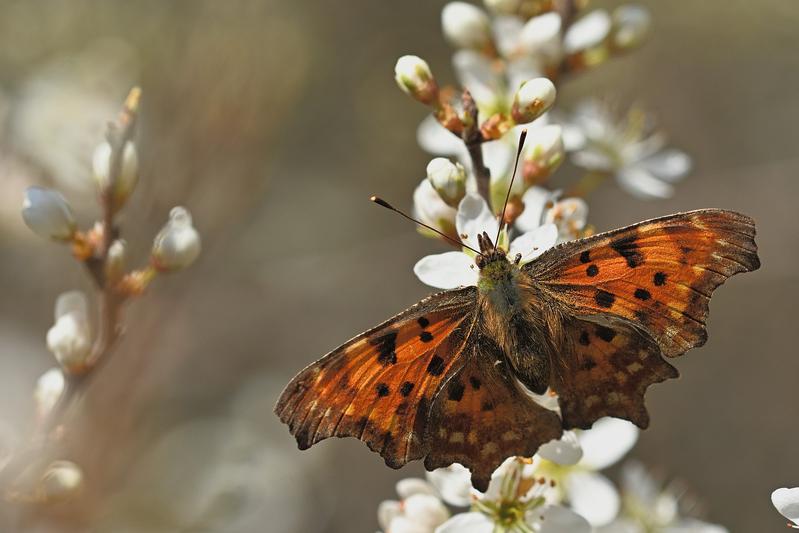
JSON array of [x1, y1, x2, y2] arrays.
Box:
[[6, 87, 201, 504], [379, 1, 733, 532]]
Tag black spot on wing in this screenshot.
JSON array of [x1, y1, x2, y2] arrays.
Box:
[[578, 331, 591, 346], [417, 317, 430, 328], [376, 383, 390, 397], [654, 272, 667, 286], [481, 401, 494, 411], [586, 264, 599, 277], [634, 288, 651, 301], [400, 381, 414, 396], [448, 380, 465, 402], [371, 331, 398, 366], [419, 331, 434, 343], [426, 355, 445, 376], [580, 250, 591, 263], [595, 289, 616, 308], [595, 325, 616, 342], [469, 376, 482, 390], [610, 235, 644, 268], [580, 356, 597, 370]]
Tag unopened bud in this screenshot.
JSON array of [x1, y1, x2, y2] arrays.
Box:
[[34, 368, 65, 419], [92, 140, 138, 211], [39, 461, 83, 502], [46, 291, 92, 374], [394, 55, 438, 105], [105, 239, 127, 282], [612, 5, 651, 50], [523, 125, 564, 184], [511, 78, 556, 124], [442, 2, 492, 50], [151, 207, 201, 272], [21, 187, 76, 241], [519, 12, 563, 65], [426, 158, 466, 207]]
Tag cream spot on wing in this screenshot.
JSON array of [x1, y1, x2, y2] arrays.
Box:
[[502, 430, 520, 442], [482, 442, 499, 456], [616, 371, 628, 383], [585, 395, 600, 407], [467, 431, 478, 444], [627, 362, 643, 373], [438, 428, 448, 438], [450, 432, 464, 443], [607, 392, 620, 405]]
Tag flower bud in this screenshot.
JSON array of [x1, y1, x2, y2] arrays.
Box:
[[511, 78, 556, 124], [442, 2, 492, 50], [92, 140, 139, 211], [523, 125, 565, 184], [151, 207, 201, 272], [519, 12, 563, 65], [34, 368, 65, 419], [46, 291, 92, 374], [394, 55, 438, 105], [612, 5, 651, 50], [426, 158, 466, 207], [39, 461, 83, 502], [412, 179, 458, 242], [563, 10, 612, 54], [21, 187, 76, 241], [105, 239, 127, 282]]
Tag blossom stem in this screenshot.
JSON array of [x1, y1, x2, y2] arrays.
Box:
[[461, 89, 492, 205]]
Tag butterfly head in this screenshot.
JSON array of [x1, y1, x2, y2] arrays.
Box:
[[475, 231, 511, 269]]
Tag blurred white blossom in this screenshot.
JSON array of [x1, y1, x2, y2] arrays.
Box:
[[92, 140, 139, 211], [413, 178, 459, 242], [772, 488, 799, 529], [414, 194, 557, 289], [563, 101, 691, 199], [151, 207, 202, 272], [33, 368, 65, 419], [515, 186, 588, 242], [46, 291, 92, 374], [612, 5, 652, 51], [441, 2, 493, 51], [39, 460, 84, 502], [21, 187, 76, 241]]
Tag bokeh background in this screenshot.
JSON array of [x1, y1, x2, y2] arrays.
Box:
[[0, 0, 796, 531]]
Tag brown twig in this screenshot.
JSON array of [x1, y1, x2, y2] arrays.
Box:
[[460, 90, 492, 205]]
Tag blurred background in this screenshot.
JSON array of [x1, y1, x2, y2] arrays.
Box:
[[0, 0, 796, 531]]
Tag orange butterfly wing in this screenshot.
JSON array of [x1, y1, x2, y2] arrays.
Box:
[[275, 287, 479, 469], [553, 317, 679, 429], [424, 334, 562, 490], [528, 209, 760, 358]]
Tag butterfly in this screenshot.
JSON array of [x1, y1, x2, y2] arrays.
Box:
[[274, 202, 759, 490]]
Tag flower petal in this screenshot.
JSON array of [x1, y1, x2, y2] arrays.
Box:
[[427, 464, 474, 507], [414, 252, 478, 289], [435, 512, 493, 533], [563, 10, 611, 54], [378, 500, 402, 530], [565, 471, 620, 526], [417, 114, 468, 158], [617, 166, 674, 199], [396, 478, 437, 499], [456, 194, 499, 251], [536, 504, 592, 533], [578, 417, 638, 470], [537, 430, 582, 465], [514, 186, 553, 232], [453, 50, 501, 109], [509, 223, 558, 263], [772, 487, 799, 524], [640, 149, 692, 182], [403, 494, 450, 528]]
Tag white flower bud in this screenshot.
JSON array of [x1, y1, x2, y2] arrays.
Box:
[[39, 461, 83, 502], [441, 2, 492, 50], [34, 368, 65, 419], [519, 12, 563, 64], [151, 207, 201, 272], [412, 179, 458, 242], [426, 158, 466, 207], [612, 5, 651, 50], [523, 124, 565, 182], [21, 187, 76, 241], [402, 493, 450, 528], [105, 239, 127, 282], [564, 10, 612, 54], [394, 55, 438, 105], [46, 291, 92, 374], [92, 140, 139, 211], [511, 77, 556, 124]]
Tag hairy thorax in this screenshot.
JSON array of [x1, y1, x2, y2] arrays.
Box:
[[476, 253, 555, 394]]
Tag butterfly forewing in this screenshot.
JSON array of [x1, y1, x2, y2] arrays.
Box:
[[275, 287, 478, 469], [527, 209, 760, 358]]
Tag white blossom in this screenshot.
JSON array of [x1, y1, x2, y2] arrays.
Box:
[[151, 207, 201, 272], [414, 194, 557, 289], [612, 5, 652, 51], [772, 488, 799, 529], [21, 187, 77, 241], [515, 187, 588, 242], [46, 291, 92, 374], [563, 10, 612, 54], [413, 178, 459, 242], [441, 2, 492, 50], [522, 124, 565, 183], [378, 478, 450, 533], [563, 101, 691, 199], [92, 140, 139, 210]]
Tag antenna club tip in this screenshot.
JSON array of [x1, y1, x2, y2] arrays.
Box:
[[370, 196, 392, 209]]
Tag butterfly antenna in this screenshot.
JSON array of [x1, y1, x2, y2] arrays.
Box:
[[370, 196, 483, 256], [495, 128, 528, 246]]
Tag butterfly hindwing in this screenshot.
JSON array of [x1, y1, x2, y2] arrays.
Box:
[[424, 331, 563, 491], [527, 209, 759, 358], [275, 287, 478, 469], [553, 317, 678, 430]]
